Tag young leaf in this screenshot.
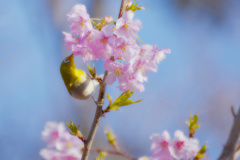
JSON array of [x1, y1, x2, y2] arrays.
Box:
[[194, 143, 208, 160], [95, 151, 107, 160], [103, 90, 142, 113], [111, 90, 141, 108], [66, 120, 78, 135], [104, 127, 118, 151], [126, 0, 146, 12], [104, 127, 116, 145], [87, 62, 96, 78], [66, 120, 85, 142], [91, 17, 115, 31], [186, 113, 200, 137], [105, 94, 113, 107]]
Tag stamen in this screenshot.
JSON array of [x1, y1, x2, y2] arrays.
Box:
[[176, 141, 184, 149]]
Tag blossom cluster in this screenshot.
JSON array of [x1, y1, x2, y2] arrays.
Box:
[[40, 122, 208, 160], [138, 130, 209, 160], [150, 130, 200, 160], [63, 3, 171, 92], [40, 122, 84, 160]]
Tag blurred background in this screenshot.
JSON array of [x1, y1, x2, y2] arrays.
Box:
[[0, 0, 240, 159]]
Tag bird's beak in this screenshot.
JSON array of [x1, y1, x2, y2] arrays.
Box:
[[70, 54, 74, 60]]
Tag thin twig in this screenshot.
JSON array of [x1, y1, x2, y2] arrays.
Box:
[[118, 0, 127, 19], [218, 107, 240, 160], [231, 106, 236, 118], [81, 1, 126, 160], [92, 149, 137, 160], [112, 143, 119, 152]]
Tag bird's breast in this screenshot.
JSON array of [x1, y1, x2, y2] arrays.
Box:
[[70, 73, 94, 100]]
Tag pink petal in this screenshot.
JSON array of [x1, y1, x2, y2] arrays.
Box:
[[70, 4, 87, 13], [101, 25, 113, 37], [123, 11, 134, 21], [132, 80, 145, 92], [135, 69, 148, 82], [162, 131, 171, 142], [104, 60, 123, 72], [106, 72, 117, 85], [144, 61, 158, 72]]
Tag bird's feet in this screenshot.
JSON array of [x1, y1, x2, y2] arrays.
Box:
[[91, 96, 104, 107]]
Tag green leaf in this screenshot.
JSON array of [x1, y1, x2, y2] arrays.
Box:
[[66, 120, 78, 135], [103, 90, 142, 113], [95, 151, 107, 160], [187, 113, 200, 137], [104, 127, 119, 150], [91, 17, 115, 31], [66, 120, 82, 139], [105, 94, 113, 106], [87, 62, 96, 78], [194, 143, 207, 160], [126, 0, 146, 12], [104, 127, 116, 144]]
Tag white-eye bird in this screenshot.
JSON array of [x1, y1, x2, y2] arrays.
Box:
[[60, 54, 95, 100]]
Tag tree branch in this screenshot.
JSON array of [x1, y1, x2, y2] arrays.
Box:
[[92, 149, 137, 160], [218, 107, 240, 160], [81, 71, 107, 160], [81, 1, 126, 159], [118, 0, 127, 19]]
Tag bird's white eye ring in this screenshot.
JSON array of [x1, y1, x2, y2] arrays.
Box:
[[64, 59, 70, 63]]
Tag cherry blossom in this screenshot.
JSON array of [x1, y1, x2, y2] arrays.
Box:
[[62, 3, 170, 92], [114, 37, 140, 62], [40, 149, 62, 160], [91, 25, 114, 61], [169, 130, 199, 160], [40, 122, 84, 160], [75, 31, 98, 62], [40, 149, 81, 160], [104, 60, 130, 84], [68, 4, 87, 14], [117, 76, 144, 92], [62, 32, 81, 53], [114, 11, 142, 40], [154, 48, 171, 64], [130, 56, 158, 83], [67, 4, 93, 35], [150, 131, 172, 160], [42, 122, 65, 148]]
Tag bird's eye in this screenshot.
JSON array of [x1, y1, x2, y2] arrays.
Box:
[[64, 59, 70, 63]]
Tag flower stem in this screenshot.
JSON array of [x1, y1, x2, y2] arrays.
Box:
[[81, 1, 126, 160]]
